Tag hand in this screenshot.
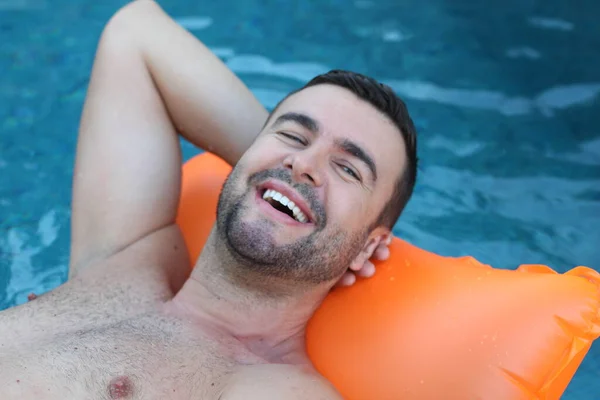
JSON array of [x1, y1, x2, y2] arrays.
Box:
[[334, 235, 393, 288]]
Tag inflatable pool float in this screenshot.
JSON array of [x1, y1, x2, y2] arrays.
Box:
[[176, 152, 600, 400]]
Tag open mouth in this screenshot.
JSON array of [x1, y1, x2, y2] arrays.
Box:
[[262, 189, 310, 223]]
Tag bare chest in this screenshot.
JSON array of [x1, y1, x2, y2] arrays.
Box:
[[0, 300, 244, 400]]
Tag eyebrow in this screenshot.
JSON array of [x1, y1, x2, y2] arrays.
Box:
[[271, 112, 320, 133], [271, 111, 378, 182]]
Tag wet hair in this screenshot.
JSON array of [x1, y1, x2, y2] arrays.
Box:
[[268, 69, 418, 229]]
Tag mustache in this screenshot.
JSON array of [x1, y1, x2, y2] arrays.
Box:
[[248, 168, 327, 225]]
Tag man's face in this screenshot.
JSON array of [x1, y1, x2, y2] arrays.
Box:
[[216, 84, 405, 285]]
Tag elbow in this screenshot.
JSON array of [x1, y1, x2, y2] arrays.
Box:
[[102, 0, 160, 42]]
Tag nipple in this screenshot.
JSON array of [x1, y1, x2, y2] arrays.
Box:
[[108, 376, 133, 399]]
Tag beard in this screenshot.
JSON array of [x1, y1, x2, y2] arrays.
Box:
[[215, 163, 368, 285]]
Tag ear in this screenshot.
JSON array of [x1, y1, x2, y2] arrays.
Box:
[[349, 227, 391, 272]]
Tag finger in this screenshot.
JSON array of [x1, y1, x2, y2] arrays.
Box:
[[356, 261, 376, 278], [372, 245, 390, 261], [335, 271, 356, 287], [349, 260, 363, 271], [386, 234, 393, 245]]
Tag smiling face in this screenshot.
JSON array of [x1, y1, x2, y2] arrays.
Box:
[[216, 84, 406, 285]]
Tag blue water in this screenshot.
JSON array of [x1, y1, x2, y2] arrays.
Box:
[[1, 0, 598, 397]]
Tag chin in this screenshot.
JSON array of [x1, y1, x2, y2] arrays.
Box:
[[226, 219, 278, 264]]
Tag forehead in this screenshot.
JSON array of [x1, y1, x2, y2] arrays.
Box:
[[273, 84, 406, 183]]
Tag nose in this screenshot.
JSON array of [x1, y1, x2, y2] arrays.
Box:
[[283, 149, 324, 187]]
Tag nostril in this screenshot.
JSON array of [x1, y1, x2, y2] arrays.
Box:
[[302, 173, 315, 183]]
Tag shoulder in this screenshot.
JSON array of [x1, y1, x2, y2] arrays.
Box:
[[220, 363, 343, 400]]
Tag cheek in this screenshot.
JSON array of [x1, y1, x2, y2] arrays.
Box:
[[239, 136, 286, 169], [327, 187, 371, 229]]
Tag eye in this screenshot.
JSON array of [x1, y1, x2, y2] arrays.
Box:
[[339, 164, 360, 181], [278, 132, 306, 145]]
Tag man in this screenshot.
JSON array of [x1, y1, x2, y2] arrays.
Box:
[[0, 1, 417, 398]]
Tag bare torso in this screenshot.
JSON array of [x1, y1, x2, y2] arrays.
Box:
[[0, 3, 362, 398], [0, 227, 286, 400]]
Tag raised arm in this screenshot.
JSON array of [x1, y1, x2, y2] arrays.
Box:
[[117, 0, 268, 165], [69, 0, 267, 275]]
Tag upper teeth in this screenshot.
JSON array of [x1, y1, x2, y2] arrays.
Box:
[[262, 189, 308, 223]]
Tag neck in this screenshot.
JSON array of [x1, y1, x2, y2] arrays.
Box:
[[171, 227, 331, 363]]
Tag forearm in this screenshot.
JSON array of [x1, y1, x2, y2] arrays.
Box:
[[111, 0, 268, 165]]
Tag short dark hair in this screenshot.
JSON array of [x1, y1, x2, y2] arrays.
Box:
[[269, 69, 418, 229]]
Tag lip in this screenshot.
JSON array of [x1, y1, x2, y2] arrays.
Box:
[[256, 180, 317, 225], [255, 193, 311, 227]]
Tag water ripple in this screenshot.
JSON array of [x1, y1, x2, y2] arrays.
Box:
[[0, 0, 46, 10], [225, 55, 599, 118], [386, 79, 600, 117], [175, 16, 213, 31], [226, 55, 330, 83], [2, 209, 62, 306], [528, 17, 574, 32]]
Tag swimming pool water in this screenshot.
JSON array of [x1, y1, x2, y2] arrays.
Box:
[[1, 0, 599, 397]]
